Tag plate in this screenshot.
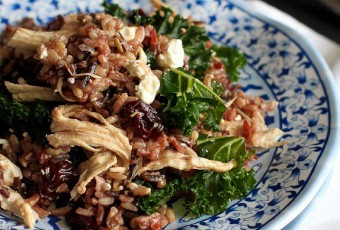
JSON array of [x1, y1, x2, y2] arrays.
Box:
[[0, 0, 339, 229]]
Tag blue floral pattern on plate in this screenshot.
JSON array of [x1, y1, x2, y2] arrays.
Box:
[[0, 0, 339, 229]]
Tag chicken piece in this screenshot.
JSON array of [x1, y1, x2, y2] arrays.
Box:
[[70, 151, 117, 200], [6, 14, 78, 51], [0, 154, 23, 186], [220, 120, 244, 137], [135, 150, 236, 176], [5, 81, 64, 102], [249, 111, 286, 148], [0, 186, 39, 229], [46, 105, 132, 167], [220, 111, 286, 148]]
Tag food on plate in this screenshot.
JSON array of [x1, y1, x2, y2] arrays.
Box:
[[0, 1, 286, 229]]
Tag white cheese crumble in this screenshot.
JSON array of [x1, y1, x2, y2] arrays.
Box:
[[118, 26, 137, 42], [157, 39, 184, 69], [125, 60, 160, 104], [234, 114, 242, 121]]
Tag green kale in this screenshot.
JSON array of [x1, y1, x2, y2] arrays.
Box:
[[151, 7, 188, 38], [180, 26, 212, 79], [211, 79, 223, 96], [182, 135, 256, 215], [0, 93, 52, 143], [160, 68, 226, 135], [211, 45, 247, 82], [135, 178, 181, 215], [102, 0, 128, 21], [131, 9, 152, 26]]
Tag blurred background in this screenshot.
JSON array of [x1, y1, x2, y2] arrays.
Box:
[[263, 0, 340, 44]]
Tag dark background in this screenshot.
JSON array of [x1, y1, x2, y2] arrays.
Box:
[[263, 0, 340, 44]]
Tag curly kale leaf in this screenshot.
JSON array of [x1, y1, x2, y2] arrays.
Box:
[[152, 7, 188, 38], [182, 135, 256, 215], [160, 68, 226, 135], [0, 93, 52, 143], [131, 9, 152, 26], [135, 178, 181, 215], [102, 0, 128, 21], [181, 26, 213, 79], [211, 45, 247, 82]]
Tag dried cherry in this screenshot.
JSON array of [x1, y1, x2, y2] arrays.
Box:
[[39, 160, 78, 201], [122, 101, 164, 139]]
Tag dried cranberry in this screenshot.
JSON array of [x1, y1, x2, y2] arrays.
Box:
[[122, 101, 164, 139], [39, 160, 78, 201]]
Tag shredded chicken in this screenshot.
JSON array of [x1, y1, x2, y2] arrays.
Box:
[[46, 104, 132, 167], [249, 111, 287, 148], [70, 151, 117, 201], [221, 111, 287, 148], [5, 81, 64, 102], [0, 154, 23, 186], [135, 150, 236, 176], [6, 14, 78, 50], [0, 186, 39, 229], [220, 120, 244, 137]]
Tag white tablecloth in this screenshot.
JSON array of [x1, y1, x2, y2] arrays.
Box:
[[247, 1, 340, 229]]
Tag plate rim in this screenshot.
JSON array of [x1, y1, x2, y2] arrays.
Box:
[[229, 0, 340, 228]]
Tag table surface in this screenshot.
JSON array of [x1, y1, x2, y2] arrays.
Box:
[[248, 1, 340, 229]]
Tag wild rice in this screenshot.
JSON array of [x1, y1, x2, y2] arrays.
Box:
[[49, 205, 72, 216]]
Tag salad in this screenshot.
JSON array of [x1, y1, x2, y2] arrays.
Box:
[[0, 1, 285, 229]]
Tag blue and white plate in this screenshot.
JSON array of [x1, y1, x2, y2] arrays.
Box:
[[0, 0, 339, 229]]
